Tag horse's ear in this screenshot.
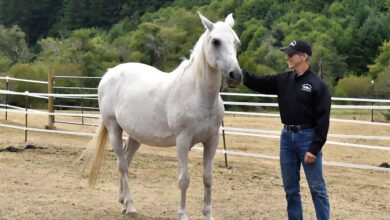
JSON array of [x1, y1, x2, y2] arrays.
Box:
[[198, 11, 214, 31], [225, 13, 234, 28]]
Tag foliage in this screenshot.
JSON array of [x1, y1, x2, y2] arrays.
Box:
[[373, 71, 390, 99], [334, 75, 372, 98], [0, 53, 12, 73], [0, 25, 31, 63], [368, 40, 390, 123], [6, 63, 47, 107], [374, 70, 390, 119], [369, 40, 390, 79], [0, 0, 63, 44]]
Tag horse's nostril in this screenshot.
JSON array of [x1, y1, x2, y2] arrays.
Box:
[[229, 71, 234, 79]]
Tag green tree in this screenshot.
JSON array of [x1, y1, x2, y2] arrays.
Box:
[[107, 18, 137, 43], [60, 0, 90, 31], [348, 12, 390, 74], [6, 63, 47, 107], [373, 71, 390, 99], [0, 25, 30, 63], [38, 28, 119, 77], [369, 40, 390, 79], [0, 0, 63, 44], [0, 53, 12, 72], [334, 75, 372, 98]]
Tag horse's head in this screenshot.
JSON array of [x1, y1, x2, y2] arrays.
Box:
[[198, 12, 242, 88]]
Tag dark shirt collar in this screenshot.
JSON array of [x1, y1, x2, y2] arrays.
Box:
[[294, 67, 311, 80]]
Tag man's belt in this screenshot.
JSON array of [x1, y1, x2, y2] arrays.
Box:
[[284, 124, 314, 132]]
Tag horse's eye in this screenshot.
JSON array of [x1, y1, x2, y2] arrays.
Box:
[[212, 39, 220, 47]]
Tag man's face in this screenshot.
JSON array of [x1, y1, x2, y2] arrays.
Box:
[[286, 52, 307, 69]]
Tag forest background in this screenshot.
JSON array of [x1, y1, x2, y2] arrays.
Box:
[[0, 0, 389, 107]]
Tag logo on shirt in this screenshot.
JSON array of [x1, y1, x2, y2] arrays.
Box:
[[301, 83, 312, 92]]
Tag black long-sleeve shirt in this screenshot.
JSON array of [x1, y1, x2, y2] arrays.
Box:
[[243, 68, 331, 155]]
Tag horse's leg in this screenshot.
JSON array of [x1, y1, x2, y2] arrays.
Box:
[[176, 135, 191, 220], [202, 132, 218, 220], [118, 137, 140, 204], [105, 120, 137, 216]]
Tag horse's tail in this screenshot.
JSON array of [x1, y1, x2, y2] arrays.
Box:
[[79, 120, 109, 187]]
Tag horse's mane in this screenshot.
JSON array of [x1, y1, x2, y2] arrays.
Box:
[[171, 31, 207, 84]]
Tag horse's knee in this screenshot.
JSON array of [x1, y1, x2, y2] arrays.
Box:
[[178, 176, 190, 189], [203, 174, 213, 188], [116, 158, 128, 172]]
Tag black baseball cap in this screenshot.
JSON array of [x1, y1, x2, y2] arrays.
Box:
[[280, 40, 312, 56]]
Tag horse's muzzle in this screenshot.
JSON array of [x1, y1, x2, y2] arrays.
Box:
[[227, 70, 242, 88]]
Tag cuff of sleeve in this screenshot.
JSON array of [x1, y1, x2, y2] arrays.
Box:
[[308, 143, 322, 156]]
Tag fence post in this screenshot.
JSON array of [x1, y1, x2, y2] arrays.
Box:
[[46, 68, 55, 129], [5, 76, 9, 120], [81, 97, 84, 125], [371, 80, 374, 122], [24, 91, 29, 142], [221, 120, 229, 168]]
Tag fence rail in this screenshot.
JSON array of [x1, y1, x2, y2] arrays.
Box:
[[2, 76, 389, 101], [54, 104, 99, 110], [53, 86, 98, 90], [53, 76, 102, 79]]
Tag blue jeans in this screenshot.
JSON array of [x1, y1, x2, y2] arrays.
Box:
[[280, 128, 330, 220]]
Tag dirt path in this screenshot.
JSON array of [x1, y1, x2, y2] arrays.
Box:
[[0, 135, 389, 219], [0, 112, 389, 219]]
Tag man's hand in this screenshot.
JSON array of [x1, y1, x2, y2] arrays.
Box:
[[304, 152, 317, 164]]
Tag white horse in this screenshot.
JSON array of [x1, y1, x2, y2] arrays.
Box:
[[84, 12, 242, 220]]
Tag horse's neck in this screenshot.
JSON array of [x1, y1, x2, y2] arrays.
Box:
[[182, 60, 221, 107], [198, 66, 221, 104], [173, 33, 221, 107]]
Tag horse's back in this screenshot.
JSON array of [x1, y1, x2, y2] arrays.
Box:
[[100, 63, 167, 88], [99, 62, 172, 100]]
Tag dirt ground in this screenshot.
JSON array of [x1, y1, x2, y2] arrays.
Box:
[[0, 111, 389, 219]]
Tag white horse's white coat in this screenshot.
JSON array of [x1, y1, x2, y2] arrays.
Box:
[[86, 12, 242, 220]]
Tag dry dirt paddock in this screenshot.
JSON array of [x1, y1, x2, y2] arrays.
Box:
[[0, 111, 389, 220]]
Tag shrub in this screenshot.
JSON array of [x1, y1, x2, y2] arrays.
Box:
[[334, 75, 371, 98]]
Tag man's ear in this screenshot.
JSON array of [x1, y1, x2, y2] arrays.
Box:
[[303, 53, 310, 61]]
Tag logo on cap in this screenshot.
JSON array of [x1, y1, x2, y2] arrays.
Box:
[[290, 40, 297, 47]]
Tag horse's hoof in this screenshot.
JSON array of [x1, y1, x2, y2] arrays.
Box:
[[178, 210, 189, 220], [126, 204, 137, 215], [179, 216, 189, 220], [122, 207, 138, 218], [126, 210, 138, 219]]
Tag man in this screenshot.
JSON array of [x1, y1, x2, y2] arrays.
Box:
[[242, 40, 331, 220]]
